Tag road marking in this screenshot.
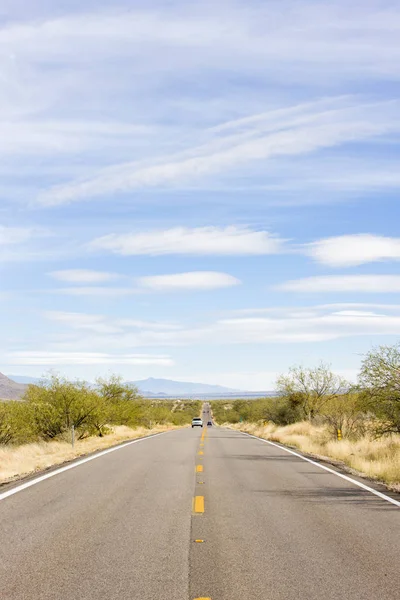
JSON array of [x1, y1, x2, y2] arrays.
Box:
[[193, 495, 205, 513], [193, 597, 211, 599], [238, 431, 400, 509], [200, 442, 204, 447], [0, 431, 169, 503], [198, 450, 204, 455], [194, 539, 205, 543], [196, 465, 203, 472]]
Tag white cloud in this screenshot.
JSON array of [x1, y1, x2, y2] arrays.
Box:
[[0, 224, 55, 263], [0, 225, 33, 245], [45, 311, 182, 334], [53, 287, 138, 297], [307, 234, 400, 267], [116, 319, 182, 331], [2, 4, 399, 79], [6, 352, 174, 366], [49, 269, 120, 284], [277, 275, 400, 293], [0, 120, 154, 156], [40, 304, 400, 350], [89, 226, 284, 256], [44, 311, 123, 334], [49, 271, 240, 295], [38, 98, 400, 205], [137, 271, 240, 291], [215, 306, 400, 343], [0, 3, 399, 206]]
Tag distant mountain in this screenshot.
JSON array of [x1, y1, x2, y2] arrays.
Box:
[[128, 377, 241, 396], [0, 373, 28, 400], [6, 375, 41, 385]]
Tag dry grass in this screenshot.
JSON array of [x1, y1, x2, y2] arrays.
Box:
[[229, 421, 400, 491], [0, 424, 181, 485]]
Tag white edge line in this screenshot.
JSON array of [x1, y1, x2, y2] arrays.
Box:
[[237, 430, 400, 508], [0, 431, 168, 502]]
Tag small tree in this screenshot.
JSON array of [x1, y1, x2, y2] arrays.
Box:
[[320, 393, 367, 439], [358, 343, 400, 435], [24, 375, 105, 439], [96, 374, 141, 426], [276, 363, 347, 421]]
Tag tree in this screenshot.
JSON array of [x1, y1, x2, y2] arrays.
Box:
[[24, 375, 104, 439], [320, 393, 367, 439], [96, 375, 141, 426], [358, 343, 400, 435], [276, 363, 347, 421]]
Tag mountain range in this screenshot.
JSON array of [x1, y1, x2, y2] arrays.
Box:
[[2, 374, 271, 400], [0, 373, 28, 400], [128, 377, 240, 396]]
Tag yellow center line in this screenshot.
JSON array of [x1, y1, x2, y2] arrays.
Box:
[[193, 597, 211, 599], [193, 495, 204, 513], [198, 450, 204, 455], [196, 465, 203, 472]]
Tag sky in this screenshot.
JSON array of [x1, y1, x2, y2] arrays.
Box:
[[0, 0, 400, 390]]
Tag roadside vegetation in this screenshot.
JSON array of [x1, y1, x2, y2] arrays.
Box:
[[0, 374, 201, 483], [211, 343, 400, 491]]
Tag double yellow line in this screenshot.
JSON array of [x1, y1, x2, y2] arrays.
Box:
[[194, 426, 206, 514], [192, 421, 211, 599]]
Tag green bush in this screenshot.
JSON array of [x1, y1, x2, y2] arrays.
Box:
[[25, 375, 105, 440], [210, 397, 299, 426], [0, 401, 37, 445], [358, 344, 400, 435], [0, 375, 203, 446]]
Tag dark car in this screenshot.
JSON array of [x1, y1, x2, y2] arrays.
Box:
[[207, 421, 212, 426]]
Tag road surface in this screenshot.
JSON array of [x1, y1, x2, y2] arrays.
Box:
[[1, 408, 399, 599]]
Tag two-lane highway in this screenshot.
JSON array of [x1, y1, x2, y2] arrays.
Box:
[[1, 414, 399, 599]]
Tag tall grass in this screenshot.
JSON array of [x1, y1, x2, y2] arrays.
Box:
[[0, 424, 180, 485], [229, 421, 400, 491]]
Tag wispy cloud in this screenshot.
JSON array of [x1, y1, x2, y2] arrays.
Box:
[[49, 269, 121, 284], [53, 286, 138, 297], [0, 225, 34, 245], [40, 303, 400, 348], [45, 311, 182, 334], [276, 275, 400, 293], [0, 224, 55, 263], [6, 351, 174, 366], [44, 311, 123, 334], [306, 234, 400, 267], [89, 226, 285, 256], [0, 2, 399, 210], [137, 271, 240, 292], [50, 270, 240, 295], [38, 99, 400, 206]]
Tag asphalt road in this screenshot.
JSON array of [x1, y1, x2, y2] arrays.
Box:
[[1, 408, 399, 600]]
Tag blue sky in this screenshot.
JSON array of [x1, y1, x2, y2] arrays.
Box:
[[1, 0, 400, 389]]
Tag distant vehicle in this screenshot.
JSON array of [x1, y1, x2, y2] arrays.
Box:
[[192, 417, 203, 428], [207, 421, 212, 426]]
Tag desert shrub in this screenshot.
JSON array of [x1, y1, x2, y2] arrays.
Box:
[[358, 343, 400, 435], [210, 397, 300, 426], [276, 363, 348, 421], [320, 392, 368, 439], [24, 375, 105, 440], [0, 401, 37, 445]]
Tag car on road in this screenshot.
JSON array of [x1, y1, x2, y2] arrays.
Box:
[[207, 421, 212, 426], [191, 417, 203, 428]]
